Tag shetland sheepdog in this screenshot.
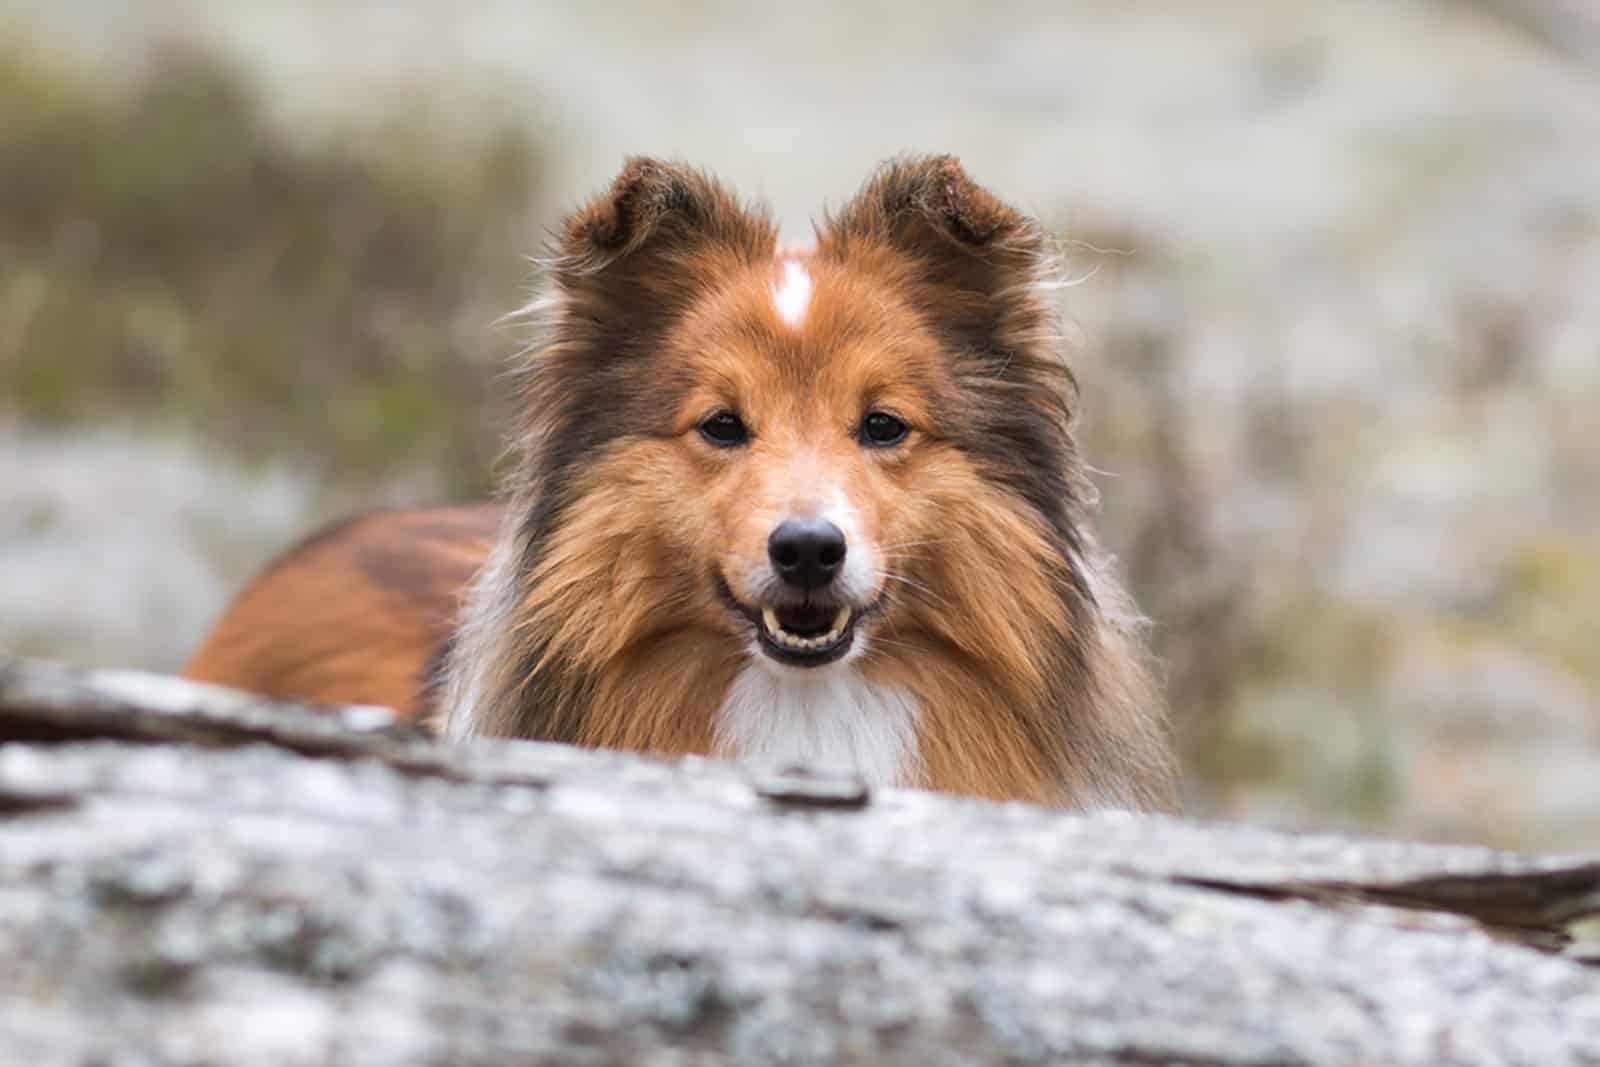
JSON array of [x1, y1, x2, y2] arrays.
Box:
[[185, 155, 1177, 810]]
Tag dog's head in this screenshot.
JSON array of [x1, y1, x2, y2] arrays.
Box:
[[512, 156, 1091, 689]]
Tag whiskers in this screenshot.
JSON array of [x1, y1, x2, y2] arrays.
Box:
[[877, 541, 947, 602], [877, 539, 943, 555], [860, 632, 924, 657], [880, 570, 949, 610]]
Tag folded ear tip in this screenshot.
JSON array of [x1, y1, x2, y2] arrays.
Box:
[[569, 157, 664, 251], [614, 156, 687, 210], [555, 158, 774, 271], [923, 153, 968, 188], [842, 153, 1036, 252], [558, 158, 677, 255], [618, 154, 667, 179]]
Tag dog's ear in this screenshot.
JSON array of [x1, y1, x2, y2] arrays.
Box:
[[558, 156, 773, 268], [816, 155, 1052, 358], [546, 158, 775, 351]]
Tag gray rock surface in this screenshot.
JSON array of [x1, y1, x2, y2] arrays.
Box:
[[2, 656, 1598, 1066]]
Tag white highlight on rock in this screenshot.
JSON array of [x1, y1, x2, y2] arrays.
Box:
[[714, 665, 920, 787], [772, 259, 812, 328]]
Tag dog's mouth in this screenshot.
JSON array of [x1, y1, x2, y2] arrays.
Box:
[[758, 603, 855, 664], [716, 578, 866, 668]]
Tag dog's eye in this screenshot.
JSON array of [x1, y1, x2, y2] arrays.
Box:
[[860, 411, 909, 447], [699, 411, 749, 447]]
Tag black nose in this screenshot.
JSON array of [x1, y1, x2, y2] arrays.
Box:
[[768, 518, 847, 590]]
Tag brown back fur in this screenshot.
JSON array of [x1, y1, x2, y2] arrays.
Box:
[[184, 506, 500, 719]]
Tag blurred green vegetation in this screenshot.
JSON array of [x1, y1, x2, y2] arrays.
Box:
[[0, 36, 545, 493]]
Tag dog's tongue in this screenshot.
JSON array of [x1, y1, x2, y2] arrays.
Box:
[[775, 603, 835, 637]]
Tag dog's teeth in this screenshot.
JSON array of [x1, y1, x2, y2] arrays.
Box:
[[762, 607, 854, 653]]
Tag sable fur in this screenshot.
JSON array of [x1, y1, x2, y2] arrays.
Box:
[[438, 155, 1177, 810], [184, 506, 499, 717], [186, 156, 1175, 810]]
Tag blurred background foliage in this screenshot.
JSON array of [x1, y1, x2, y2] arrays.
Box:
[[1, 2, 1597, 850], [0, 34, 538, 491]]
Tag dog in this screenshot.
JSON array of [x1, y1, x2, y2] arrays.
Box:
[[185, 155, 1177, 810]]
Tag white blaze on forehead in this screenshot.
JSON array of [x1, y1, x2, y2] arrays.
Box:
[[772, 259, 813, 328]]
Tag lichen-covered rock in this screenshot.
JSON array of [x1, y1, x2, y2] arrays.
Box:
[[2, 657, 1598, 1065]]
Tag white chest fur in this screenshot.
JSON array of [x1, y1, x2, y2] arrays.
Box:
[[713, 665, 921, 786]]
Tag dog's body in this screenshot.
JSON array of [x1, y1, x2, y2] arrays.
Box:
[[184, 505, 498, 718], [186, 156, 1177, 810]]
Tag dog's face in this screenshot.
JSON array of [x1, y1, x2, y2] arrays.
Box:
[[454, 156, 1174, 810], [517, 157, 1085, 686], [662, 253, 962, 671]]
